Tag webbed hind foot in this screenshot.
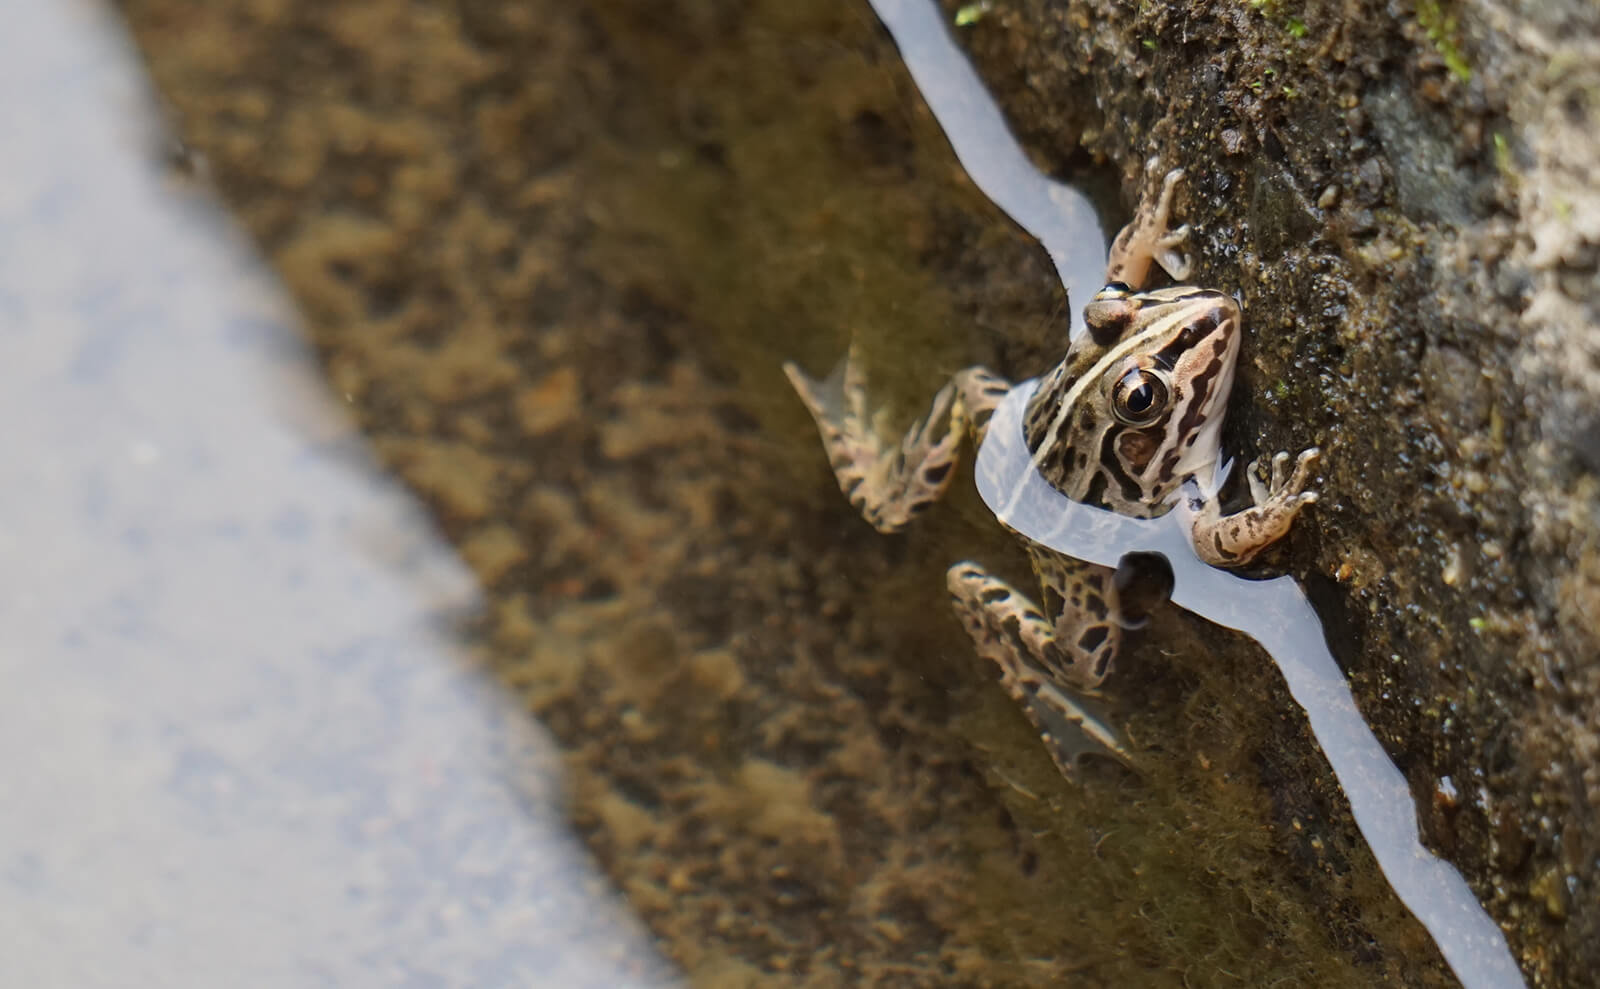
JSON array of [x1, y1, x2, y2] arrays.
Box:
[[783, 350, 1010, 533], [946, 562, 1132, 781]]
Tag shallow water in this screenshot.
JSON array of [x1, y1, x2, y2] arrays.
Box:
[[0, 4, 676, 985], [97, 0, 1512, 984]]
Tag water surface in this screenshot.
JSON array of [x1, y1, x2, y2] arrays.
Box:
[[0, 4, 676, 985]]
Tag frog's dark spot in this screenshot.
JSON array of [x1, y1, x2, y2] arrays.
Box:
[[1078, 625, 1109, 653], [923, 462, 953, 485], [1093, 651, 1114, 679], [1084, 471, 1110, 507], [980, 587, 1011, 605]]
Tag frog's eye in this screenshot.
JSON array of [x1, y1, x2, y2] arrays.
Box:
[[1110, 366, 1171, 426], [1094, 282, 1133, 300]]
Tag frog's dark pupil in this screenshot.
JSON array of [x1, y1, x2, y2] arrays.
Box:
[[1128, 383, 1153, 411]]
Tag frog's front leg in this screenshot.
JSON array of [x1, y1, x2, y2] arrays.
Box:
[[783, 348, 1011, 533], [1191, 448, 1321, 566], [945, 561, 1132, 780], [1106, 167, 1193, 289]]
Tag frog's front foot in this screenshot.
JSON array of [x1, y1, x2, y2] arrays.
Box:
[[1108, 167, 1193, 287], [1192, 447, 1320, 567], [1145, 169, 1194, 282], [1248, 448, 1321, 511]]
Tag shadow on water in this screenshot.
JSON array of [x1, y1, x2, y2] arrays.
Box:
[[106, 0, 1516, 985], [0, 3, 675, 985]]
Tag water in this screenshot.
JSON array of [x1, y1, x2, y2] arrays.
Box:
[[91, 0, 1533, 981], [0, 3, 677, 984]]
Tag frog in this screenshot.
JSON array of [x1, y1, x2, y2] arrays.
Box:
[[782, 169, 1321, 779]]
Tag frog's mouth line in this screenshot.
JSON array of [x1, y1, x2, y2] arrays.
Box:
[[974, 376, 1520, 989]]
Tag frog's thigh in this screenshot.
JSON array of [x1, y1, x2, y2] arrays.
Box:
[[1026, 549, 1123, 687], [945, 562, 1131, 778]]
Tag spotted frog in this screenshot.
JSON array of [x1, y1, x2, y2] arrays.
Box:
[[783, 170, 1320, 778]]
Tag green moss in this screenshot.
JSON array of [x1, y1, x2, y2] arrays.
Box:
[[1416, 0, 1473, 82], [954, 2, 989, 26]]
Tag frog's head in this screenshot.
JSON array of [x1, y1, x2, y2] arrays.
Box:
[[1023, 284, 1242, 515]]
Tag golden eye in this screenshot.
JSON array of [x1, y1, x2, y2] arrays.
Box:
[[1110, 367, 1170, 426]]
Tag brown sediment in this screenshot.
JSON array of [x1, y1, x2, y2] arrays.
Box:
[[116, 0, 1598, 984]]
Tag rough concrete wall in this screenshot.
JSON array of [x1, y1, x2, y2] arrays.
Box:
[[941, 0, 1599, 981]]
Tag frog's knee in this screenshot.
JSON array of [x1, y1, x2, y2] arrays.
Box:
[[945, 560, 990, 596]]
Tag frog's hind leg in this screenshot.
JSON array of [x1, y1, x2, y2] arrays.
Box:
[[945, 561, 1131, 780], [1025, 549, 1125, 687], [783, 348, 1011, 533]]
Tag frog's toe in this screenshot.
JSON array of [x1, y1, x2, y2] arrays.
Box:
[[1245, 454, 1272, 505], [1269, 450, 1293, 489], [1279, 447, 1321, 499], [1022, 677, 1134, 780], [1154, 166, 1186, 207]]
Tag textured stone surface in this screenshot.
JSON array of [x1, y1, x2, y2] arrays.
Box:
[[939, 0, 1600, 982]]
